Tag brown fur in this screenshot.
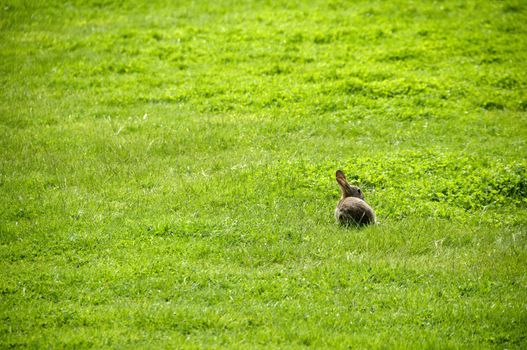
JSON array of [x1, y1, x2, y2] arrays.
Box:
[[335, 170, 375, 226]]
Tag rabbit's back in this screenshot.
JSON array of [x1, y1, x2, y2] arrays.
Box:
[[335, 197, 375, 226]]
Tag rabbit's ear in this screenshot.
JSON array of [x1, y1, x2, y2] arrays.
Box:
[[336, 170, 349, 188], [336, 170, 347, 180]]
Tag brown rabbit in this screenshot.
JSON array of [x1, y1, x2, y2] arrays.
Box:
[[335, 170, 375, 226]]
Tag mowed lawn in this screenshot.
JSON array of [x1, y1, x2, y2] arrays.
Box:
[[1, 0, 526, 348]]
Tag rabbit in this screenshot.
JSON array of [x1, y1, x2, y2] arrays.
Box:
[[334, 170, 375, 226]]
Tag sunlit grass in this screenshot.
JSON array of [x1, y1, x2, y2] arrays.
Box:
[[1, 0, 526, 348]]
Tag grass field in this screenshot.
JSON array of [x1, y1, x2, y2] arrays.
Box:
[[1, 0, 527, 348]]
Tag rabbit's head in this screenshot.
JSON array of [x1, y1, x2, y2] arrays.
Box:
[[336, 170, 364, 200]]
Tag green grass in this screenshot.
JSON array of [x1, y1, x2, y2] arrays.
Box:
[[1, 0, 527, 348]]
